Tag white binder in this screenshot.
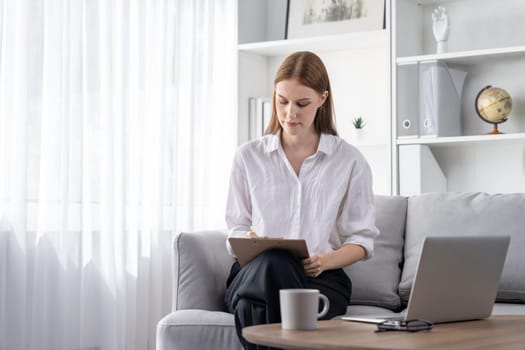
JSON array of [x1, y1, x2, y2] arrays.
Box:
[[418, 61, 467, 137]]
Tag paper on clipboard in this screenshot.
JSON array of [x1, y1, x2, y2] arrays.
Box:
[[228, 237, 309, 267]]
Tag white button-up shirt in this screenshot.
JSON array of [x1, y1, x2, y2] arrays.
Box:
[[225, 132, 379, 259]]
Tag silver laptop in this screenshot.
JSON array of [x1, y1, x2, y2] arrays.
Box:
[[342, 235, 510, 324]]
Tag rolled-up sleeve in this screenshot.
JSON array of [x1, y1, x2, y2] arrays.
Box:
[[336, 157, 380, 260]]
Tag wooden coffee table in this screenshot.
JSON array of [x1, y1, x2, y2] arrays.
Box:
[[243, 315, 525, 349]]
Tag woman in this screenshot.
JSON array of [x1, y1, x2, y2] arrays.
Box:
[[224, 51, 379, 350]]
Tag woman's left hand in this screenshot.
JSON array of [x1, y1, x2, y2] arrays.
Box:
[[303, 253, 324, 277]]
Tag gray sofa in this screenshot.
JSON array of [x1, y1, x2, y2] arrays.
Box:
[[156, 192, 525, 350]]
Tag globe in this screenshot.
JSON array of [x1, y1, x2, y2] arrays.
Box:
[[475, 85, 512, 134]]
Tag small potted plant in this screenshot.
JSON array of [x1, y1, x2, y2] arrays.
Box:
[[352, 116, 366, 129], [352, 116, 366, 142]]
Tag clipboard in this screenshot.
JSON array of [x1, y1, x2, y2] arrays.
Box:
[[228, 237, 309, 267]]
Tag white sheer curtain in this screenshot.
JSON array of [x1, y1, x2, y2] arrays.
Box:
[[0, 0, 236, 349]]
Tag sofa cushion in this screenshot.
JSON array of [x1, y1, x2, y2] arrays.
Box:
[[156, 310, 242, 350], [344, 304, 399, 317], [344, 195, 407, 311], [399, 192, 525, 304], [492, 303, 525, 315]]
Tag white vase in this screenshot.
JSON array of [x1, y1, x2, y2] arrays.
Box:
[[352, 128, 365, 143]]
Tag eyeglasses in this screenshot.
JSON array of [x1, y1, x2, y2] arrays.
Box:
[[376, 319, 433, 333]]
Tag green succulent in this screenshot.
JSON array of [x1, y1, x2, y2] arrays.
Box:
[[352, 116, 366, 129]]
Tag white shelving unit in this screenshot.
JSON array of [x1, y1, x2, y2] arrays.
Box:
[[237, 0, 392, 195], [392, 0, 525, 194]]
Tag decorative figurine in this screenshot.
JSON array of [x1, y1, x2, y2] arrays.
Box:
[[432, 6, 449, 54]]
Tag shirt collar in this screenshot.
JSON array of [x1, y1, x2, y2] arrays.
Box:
[[317, 132, 336, 155], [264, 130, 336, 155], [264, 131, 281, 154]]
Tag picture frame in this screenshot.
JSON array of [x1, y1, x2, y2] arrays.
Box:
[[286, 0, 385, 39]]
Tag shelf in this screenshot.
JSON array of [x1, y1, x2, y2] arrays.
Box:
[[352, 142, 390, 148], [397, 45, 525, 66], [397, 132, 525, 147], [412, 0, 463, 4], [238, 30, 388, 56]]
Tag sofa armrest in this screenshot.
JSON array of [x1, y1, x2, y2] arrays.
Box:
[[173, 230, 235, 312]]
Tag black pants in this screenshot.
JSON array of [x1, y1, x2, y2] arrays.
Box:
[[225, 250, 352, 350]]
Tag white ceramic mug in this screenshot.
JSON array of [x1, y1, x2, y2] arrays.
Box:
[[279, 289, 330, 330]]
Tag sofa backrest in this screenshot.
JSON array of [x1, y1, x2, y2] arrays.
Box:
[[344, 195, 408, 311], [399, 192, 525, 305]]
